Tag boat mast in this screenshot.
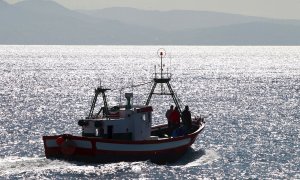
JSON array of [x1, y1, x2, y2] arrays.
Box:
[[88, 86, 110, 118], [145, 49, 182, 113]]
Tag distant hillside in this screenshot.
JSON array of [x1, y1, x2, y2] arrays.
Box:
[[168, 22, 300, 45], [1, 0, 300, 45], [0, 0, 164, 44], [79, 7, 268, 31]]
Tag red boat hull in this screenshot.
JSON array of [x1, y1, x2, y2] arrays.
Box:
[[43, 123, 205, 163]]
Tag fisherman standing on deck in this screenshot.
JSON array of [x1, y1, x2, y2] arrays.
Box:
[[165, 105, 174, 131], [170, 106, 180, 131], [182, 105, 192, 133]]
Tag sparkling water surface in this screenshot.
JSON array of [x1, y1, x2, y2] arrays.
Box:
[[0, 46, 299, 179]]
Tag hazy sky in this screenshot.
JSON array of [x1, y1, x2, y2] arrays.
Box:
[[5, 0, 300, 19]]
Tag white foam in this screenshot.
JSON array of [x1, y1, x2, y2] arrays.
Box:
[[183, 149, 220, 168], [131, 165, 142, 173], [0, 156, 97, 176]]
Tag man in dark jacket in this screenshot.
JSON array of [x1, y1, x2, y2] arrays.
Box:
[[182, 105, 192, 133]]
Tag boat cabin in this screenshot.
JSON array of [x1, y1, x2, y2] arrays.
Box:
[[78, 92, 153, 141]]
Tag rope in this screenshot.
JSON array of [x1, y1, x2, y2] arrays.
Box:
[[112, 81, 152, 92]]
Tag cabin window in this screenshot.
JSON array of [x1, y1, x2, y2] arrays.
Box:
[[107, 126, 113, 139], [97, 128, 104, 137], [148, 113, 151, 124]]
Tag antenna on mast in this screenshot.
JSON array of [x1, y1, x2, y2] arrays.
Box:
[[157, 48, 166, 94], [157, 48, 166, 79], [146, 48, 182, 113]]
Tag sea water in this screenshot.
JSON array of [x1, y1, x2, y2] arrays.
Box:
[[0, 46, 299, 179]]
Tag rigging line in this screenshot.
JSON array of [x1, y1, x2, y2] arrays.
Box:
[[111, 81, 153, 92]]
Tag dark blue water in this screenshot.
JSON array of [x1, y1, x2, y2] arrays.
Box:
[[0, 46, 299, 179]]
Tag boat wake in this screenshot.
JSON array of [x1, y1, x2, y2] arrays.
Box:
[[0, 150, 220, 178], [172, 148, 220, 168], [0, 156, 96, 177]]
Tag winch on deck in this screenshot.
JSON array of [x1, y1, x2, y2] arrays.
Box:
[[78, 88, 153, 141]]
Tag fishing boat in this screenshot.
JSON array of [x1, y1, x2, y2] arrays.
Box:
[[42, 49, 205, 163]]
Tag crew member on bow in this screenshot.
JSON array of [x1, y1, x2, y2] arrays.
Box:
[[165, 105, 174, 133], [170, 106, 180, 132], [182, 105, 192, 133]]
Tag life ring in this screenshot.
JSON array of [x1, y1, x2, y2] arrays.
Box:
[[56, 136, 64, 146], [60, 139, 76, 156]]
